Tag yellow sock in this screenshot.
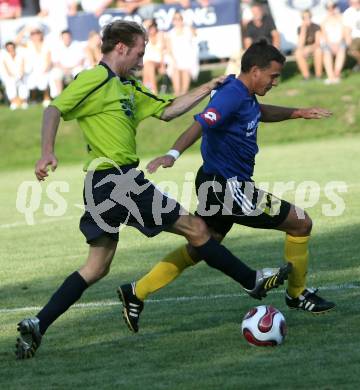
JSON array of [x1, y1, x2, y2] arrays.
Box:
[[135, 245, 196, 301], [284, 234, 310, 298]]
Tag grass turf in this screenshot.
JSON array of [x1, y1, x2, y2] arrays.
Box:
[[0, 135, 359, 389], [0, 70, 359, 172]]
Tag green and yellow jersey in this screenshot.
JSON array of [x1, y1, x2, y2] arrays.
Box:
[[51, 62, 172, 170]]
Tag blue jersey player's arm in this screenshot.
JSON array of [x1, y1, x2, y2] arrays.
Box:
[[260, 104, 332, 122], [147, 120, 202, 173], [147, 83, 242, 174], [194, 84, 242, 131]]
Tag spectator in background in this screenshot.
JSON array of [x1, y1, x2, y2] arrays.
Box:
[[38, 0, 77, 42], [50, 29, 85, 97], [321, 1, 347, 84], [0, 41, 29, 109], [343, 0, 360, 71], [295, 9, 322, 80], [84, 30, 102, 68], [163, 0, 191, 8], [21, 0, 40, 16], [16, 24, 51, 106], [243, 2, 280, 49], [0, 0, 21, 19], [165, 10, 198, 96], [80, 0, 113, 16], [116, 0, 159, 19], [240, 0, 253, 28], [142, 20, 166, 94]]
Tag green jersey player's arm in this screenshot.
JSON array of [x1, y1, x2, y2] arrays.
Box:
[[35, 67, 109, 181], [135, 75, 225, 122], [39, 67, 109, 158], [160, 77, 225, 121]]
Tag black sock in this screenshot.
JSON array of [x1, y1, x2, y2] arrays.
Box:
[[193, 238, 256, 290], [36, 271, 88, 335]]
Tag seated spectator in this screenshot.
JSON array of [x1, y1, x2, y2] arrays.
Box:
[[295, 9, 323, 80], [343, 0, 360, 71], [80, 0, 113, 16], [142, 20, 166, 94], [16, 24, 51, 106], [243, 2, 280, 49], [165, 11, 198, 96], [321, 1, 347, 84], [0, 0, 21, 19], [50, 30, 85, 97], [84, 30, 102, 68], [116, 0, 159, 19], [0, 41, 29, 109]]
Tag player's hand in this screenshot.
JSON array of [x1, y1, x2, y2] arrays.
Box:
[[300, 108, 332, 119], [35, 153, 58, 181], [146, 155, 175, 174]]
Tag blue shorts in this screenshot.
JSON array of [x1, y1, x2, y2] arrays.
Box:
[[79, 165, 182, 244]]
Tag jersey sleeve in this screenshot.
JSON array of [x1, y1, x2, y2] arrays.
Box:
[[194, 85, 241, 131], [134, 81, 173, 122], [50, 66, 109, 119]]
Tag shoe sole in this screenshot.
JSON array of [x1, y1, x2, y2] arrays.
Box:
[[251, 262, 293, 300], [117, 287, 138, 333], [287, 304, 336, 314]]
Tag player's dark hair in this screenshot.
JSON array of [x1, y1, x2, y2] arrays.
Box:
[[241, 39, 286, 73], [101, 20, 147, 54]]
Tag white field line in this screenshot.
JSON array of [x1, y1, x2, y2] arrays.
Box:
[[0, 215, 78, 229], [1, 282, 358, 314]]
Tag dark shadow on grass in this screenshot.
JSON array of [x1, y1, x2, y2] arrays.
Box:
[[1, 222, 359, 309]]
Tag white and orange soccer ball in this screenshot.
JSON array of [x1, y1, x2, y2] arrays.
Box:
[[241, 305, 287, 346]]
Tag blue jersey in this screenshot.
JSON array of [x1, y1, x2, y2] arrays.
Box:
[[194, 75, 261, 181]]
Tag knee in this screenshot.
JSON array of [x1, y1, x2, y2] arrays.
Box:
[[185, 216, 210, 246], [295, 212, 313, 236], [81, 262, 111, 285]]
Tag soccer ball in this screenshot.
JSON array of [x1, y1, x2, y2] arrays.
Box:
[[241, 305, 287, 346]]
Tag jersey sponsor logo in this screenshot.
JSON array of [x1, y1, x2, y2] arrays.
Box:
[[201, 108, 221, 125], [246, 112, 261, 137], [120, 99, 134, 117]]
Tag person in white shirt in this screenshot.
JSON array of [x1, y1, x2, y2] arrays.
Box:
[[16, 24, 52, 106], [321, 1, 348, 84], [50, 29, 85, 97], [343, 0, 360, 71], [0, 41, 29, 109], [165, 11, 199, 96]]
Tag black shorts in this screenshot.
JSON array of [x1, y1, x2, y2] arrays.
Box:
[[195, 166, 291, 237], [80, 165, 182, 244]]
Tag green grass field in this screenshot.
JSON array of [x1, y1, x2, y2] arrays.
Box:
[[1, 70, 359, 172], [1, 133, 359, 389]]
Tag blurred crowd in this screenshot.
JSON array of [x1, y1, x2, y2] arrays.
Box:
[[233, 0, 360, 85], [0, 0, 359, 109]]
